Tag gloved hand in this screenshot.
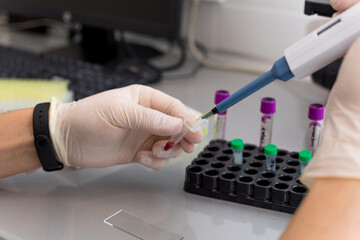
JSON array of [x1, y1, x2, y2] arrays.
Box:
[[48, 84, 203, 170], [331, 0, 360, 14], [301, 38, 360, 187]]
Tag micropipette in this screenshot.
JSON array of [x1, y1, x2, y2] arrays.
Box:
[[199, 2, 360, 120]]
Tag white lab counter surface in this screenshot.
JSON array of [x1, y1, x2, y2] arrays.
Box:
[[0, 64, 329, 239]]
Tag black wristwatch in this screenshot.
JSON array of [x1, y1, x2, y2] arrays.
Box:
[[33, 103, 64, 171]]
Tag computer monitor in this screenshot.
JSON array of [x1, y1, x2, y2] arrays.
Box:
[[0, 0, 183, 63]]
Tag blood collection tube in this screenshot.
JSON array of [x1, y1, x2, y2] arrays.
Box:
[[213, 90, 230, 139], [259, 97, 276, 151], [231, 139, 244, 165], [307, 103, 324, 154], [164, 118, 208, 151], [299, 150, 312, 174], [164, 120, 191, 151], [264, 144, 277, 171]]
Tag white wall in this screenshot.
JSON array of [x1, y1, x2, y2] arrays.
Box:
[[182, 0, 329, 61]]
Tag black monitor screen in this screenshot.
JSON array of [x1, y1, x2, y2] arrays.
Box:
[[0, 0, 182, 39]]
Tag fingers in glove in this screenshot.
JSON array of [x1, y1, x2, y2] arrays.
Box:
[[135, 86, 203, 140], [129, 85, 204, 143], [137, 151, 169, 170], [152, 141, 183, 159], [180, 138, 198, 153], [184, 129, 203, 145], [330, 0, 359, 11], [108, 102, 183, 136]]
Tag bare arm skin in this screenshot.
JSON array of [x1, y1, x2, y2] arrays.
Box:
[[0, 108, 41, 178]]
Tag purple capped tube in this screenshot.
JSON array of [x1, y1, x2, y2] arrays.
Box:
[[259, 97, 276, 150], [213, 90, 230, 139], [307, 103, 324, 154]]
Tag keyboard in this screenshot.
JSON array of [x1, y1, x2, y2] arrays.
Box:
[[0, 45, 161, 100]]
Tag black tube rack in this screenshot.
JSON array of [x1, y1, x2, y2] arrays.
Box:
[[184, 140, 308, 214]]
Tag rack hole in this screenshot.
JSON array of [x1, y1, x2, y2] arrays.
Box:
[[228, 165, 241, 172], [194, 159, 209, 165], [201, 152, 214, 159], [207, 146, 219, 152], [279, 175, 293, 182], [217, 139, 227, 144], [243, 152, 251, 158], [283, 167, 297, 174], [292, 185, 307, 194], [211, 162, 225, 168], [287, 159, 300, 166], [276, 157, 284, 163], [188, 166, 202, 173], [290, 152, 299, 159], [205, 169, 219, 176], [277, 150, 287, 156], [256, 179, 271, 187], [222, 149, 233, 154], [255, 155, 266, 161], [244, 144, 256, 150], [245, 168, 258, 175], [261, 171, 275, 178], [239, 176, 253, 183], [217, 155, 230, 162], [249, 161, 263, 168], [274, 183, 289, 190], [222, 173, 236, 180]]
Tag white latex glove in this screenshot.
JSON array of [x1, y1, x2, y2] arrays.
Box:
[[48, 84, 203, 170], [331, 0, 359, 14], [301, 38, 360, 187]]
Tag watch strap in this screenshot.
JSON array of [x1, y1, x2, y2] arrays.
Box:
[[33, 103, 64, 171]]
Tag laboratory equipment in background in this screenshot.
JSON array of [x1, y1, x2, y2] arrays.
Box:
[[265, 144, 277, 171], [307, 103, 324, 154], [259, 97, 276, 151], [213, 90, 230, 140], [299, 150, 312, 174], [199, 1, 360, 120], [231, 139, 244, 165], [0, 46, 160, 100], [0, 0, 183, 62], [0, 0, 184, 99]]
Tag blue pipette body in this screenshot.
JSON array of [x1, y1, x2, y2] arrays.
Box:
[[215, 56, 294, 113]]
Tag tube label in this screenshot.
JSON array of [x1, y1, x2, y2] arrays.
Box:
[[259, 115, 273, 150], [214, 115, 227, 140], [308, 122, 322, 153]]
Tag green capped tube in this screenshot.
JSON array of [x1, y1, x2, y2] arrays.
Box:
[[231, 139, 244, 165]]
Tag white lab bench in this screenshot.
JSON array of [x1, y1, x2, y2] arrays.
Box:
[[0, 30, 329, 240]]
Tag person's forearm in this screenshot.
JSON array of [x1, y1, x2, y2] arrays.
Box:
[[0, 108, 41, 178], [280, 178, 360, 240]]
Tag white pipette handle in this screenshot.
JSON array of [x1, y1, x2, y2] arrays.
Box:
[[285, 1, 360, 79]]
